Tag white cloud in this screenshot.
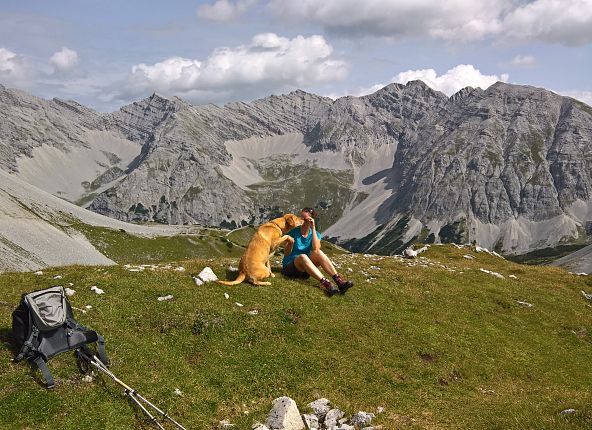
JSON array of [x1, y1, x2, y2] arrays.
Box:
[[501, 0, 592, 46], [119, 33, 348, 104], [509, 55, 536, 67], [49, 47, 79, 73], [197, 0, 256, 22], [0, 47, 34, 88], [392, 64, 509, 96], [268, 0, 592, 45], [561, 90, 592, 106]]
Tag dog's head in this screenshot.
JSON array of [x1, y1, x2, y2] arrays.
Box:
[[272, 213, 303, 233]]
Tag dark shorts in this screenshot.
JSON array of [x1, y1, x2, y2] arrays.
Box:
[[281, 261, 310, 279]]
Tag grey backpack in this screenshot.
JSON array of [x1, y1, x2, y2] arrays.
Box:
[[11, 286, 108, 388]]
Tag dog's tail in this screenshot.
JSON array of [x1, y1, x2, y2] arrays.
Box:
[[217, 272, 246, 286]]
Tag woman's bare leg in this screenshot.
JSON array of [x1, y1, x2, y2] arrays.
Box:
[[294, 254, 324, 281], [309, 250, 337, 277]]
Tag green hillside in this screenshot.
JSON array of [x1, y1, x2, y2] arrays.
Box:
[[0, 245, 591, 429]]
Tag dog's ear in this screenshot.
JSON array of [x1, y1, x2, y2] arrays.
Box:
[[285, 214, 296, 228]]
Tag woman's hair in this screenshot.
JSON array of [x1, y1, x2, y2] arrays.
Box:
[[301, 207, 318, 219]]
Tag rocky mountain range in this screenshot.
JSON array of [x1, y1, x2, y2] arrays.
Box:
[[1, 80, 592, 256]]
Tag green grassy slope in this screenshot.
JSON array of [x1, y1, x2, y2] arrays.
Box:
[[1, 246, 591, 429]]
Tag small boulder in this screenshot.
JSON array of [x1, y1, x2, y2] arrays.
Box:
[[350, 412, 375, 427], [302, 414, 319, 429], [198, 267, 218, 283], [307, 398, 331, 418], [324, 409, 345, 429], [266, 397, 305, 430]]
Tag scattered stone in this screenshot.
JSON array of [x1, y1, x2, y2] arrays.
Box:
[[517, 301, 534, 308], [85, 305, 92, 309], [53, 275, 62, 279], [463, 254, 475, 260], [228, 265, 238, 272], [68, 282, 74, 286], [302, 413, 319, 429], [560, 408, 576, 415], [197, 267, 218, 283], [193, 277, 204, 286], [82, 375, 93, 383], [235, 302, 244, 307], [65, 287, 76, 296], [508, 274, 518, 279], [479, 268, 504, 279], [157, 295, 174, 302], [346, 268, 353, 272], [248, 309, 259, 316], [266, 396, 304, 430], [252, 423, 270, 430], [90, 286, 104, 294], [34, 271, 43, 275], [174, 266, 185, 272], [224, 292, 230, 299], [307, 398, 331, 418], [370, 266, 381, 270], [351, 412, 375, 427], [219, 419, 235, 428], [324, 409, 345, 429], [173, 388, 183, 396], [376, 406, 385, 414], [403, 246, 429, 259], [581, 290, 592, 301]]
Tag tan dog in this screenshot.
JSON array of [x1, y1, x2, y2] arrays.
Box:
[[218, 214, 302, 286]]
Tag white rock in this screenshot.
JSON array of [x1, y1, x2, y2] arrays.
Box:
[[173, 388, 183, 396], [560, 408, 576, 415], [219, 419, 235, 428], [302, 413, 319, 429], [157, 295, 174, 302], [197, 267, 218, 283], [65, 287, 76, 296], [307, 398, 331, 418], [581, 290, 592, 301], [351, 412, 375, 427], [228, 265, 238, 272], [34, 271, 43, 275], [324, 409, 345, 429], [248, 309, 259, 315], [193, 276, 204, 286], [85, 305, 92, 309], [82, 374, 93, 383], [266, 396, 304, 430], [90, 286, 104, 294], [174, 266, 185, 272], [479, 268, 504, 279], [53, 275, 62, 279], [376, 406, 385, 414], [235, 302, 244, 307], [463, 254, 475, 260], [509, 274, 518, 279], [252, 423, 270, 430], [224, 292, 230, 299], [517, 301, 534, 308]]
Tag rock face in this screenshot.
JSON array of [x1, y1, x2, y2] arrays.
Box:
[[2, 81, 592, 255], [266, 397, 305, 430]]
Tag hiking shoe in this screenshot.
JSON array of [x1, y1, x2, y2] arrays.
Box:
[[333, 273, 354, 294], [320, 278, 339, 296]]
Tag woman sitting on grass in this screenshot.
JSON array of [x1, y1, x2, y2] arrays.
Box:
[[281, 207, 353, 296]]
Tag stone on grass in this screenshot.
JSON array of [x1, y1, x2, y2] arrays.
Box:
[[197, 267, 218, 282], [336, 425, 354, 430], [302, 413, 319, 429], [252, 423, 270, 430], [220, 419, 235, 428], [34, 271, 43, 275], [560, 408, 576, 415], [157, 294, 174, 301], [350, 412, 375, 427], [90, 285, 104, 294], [324, 409, 345, 429], [193, 277, 204, 286], [307, 398, 331, 418], [266, 396, 305, 430], [65, 287, 76, 296]]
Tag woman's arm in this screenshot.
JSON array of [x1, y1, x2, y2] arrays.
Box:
[[284, 236, 294, 256], [311, 219, 321, 251]]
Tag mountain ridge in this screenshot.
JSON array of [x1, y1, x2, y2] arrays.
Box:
[[1, 80, 591, 257]]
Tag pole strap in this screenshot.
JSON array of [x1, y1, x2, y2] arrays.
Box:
[[32, 356, 55, 389]]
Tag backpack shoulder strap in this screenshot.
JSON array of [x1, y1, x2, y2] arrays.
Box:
[[15, 318, 39, 362], [31, 356, 55, 389]]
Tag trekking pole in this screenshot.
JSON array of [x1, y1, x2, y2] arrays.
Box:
[[91, 356, 187, 430], [78, 351, 187, 430]]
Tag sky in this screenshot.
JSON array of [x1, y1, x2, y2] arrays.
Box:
[[0, 0, 591, 111]]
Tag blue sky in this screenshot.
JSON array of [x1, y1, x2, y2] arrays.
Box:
[[1, 0, 591, 111]]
